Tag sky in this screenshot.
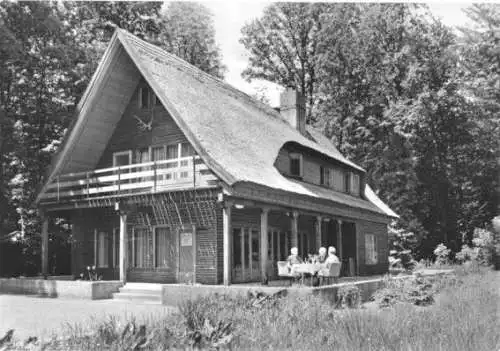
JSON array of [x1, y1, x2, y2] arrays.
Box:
[[201, 1, 473, 106]]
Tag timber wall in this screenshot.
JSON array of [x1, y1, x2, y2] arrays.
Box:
[[97, 78, 189, 168], [356, 220, 389, 275], [70, 190, 220, 284]]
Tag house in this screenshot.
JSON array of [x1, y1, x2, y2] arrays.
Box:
[[36, 29, 398, 286]]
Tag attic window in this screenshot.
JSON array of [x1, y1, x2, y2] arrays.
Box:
[[320, 166, 330, 187], [138, 87, 150, 109], [289, 153, 303, 178]]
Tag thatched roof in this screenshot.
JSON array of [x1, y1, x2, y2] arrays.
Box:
[[37, 29, 397, 219]]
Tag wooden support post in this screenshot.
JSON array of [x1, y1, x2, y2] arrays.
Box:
[[153, 162, 157, 193], [223, 202, 232, 286], [119, 211, 128, 283], [41, 213, 49, 276], [315, 216, 322, 252], [260, 207, 269, 283], [337, 219, 343, 261], [291, 211, 299, 250]]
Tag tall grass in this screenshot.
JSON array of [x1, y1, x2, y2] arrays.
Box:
[[7, 268, 497, 350]]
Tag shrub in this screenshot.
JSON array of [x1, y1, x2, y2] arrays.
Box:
[[456, 244, 479, 263], [388, 222, 417, 270], [433, 243, 451, 266], [336, 284, 361, 308], [472, 228, 495, 266]]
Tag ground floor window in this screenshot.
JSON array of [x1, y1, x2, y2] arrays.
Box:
[[133, 227, 153, 268], [365, 234, 378, 265], [232, 227, 260, 282], [94, 228, 120, 269], [268, 229, 288, 262], [96, 230, 109, 268], [155, 227, 176, 269]]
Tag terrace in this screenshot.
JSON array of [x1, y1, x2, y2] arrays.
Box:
[[38, 156, 218, 204]]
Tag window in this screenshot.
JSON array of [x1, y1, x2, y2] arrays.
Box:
[[332, 168, 344, 192], [152, 93, 162, 106], [96, 231, 109, 268], [289, 153, 302, 177], [155, 227, 171, 268], [138, 87, 151, 109], [320, 166, 330, 187], [133, 228, 152, 268], [344, 172, 351, 193], [351, 173, 360, 196], [365, 234, 378, 265]]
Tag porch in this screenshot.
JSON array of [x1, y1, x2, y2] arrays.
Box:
[[38, 190, 387, 286]]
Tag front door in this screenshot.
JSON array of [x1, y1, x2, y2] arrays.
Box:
[[232, 227, 260, 283], [178, 227, 195, 283]]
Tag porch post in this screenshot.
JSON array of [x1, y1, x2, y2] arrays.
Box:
[[223, 202, 232, 286], [291, 211, 299, 249], [337, 219, 343, 261], [315, 216, 322, 251], [41, 212, 49, 276], [119, 211, 128, 283], [260, 207, 269, 282]]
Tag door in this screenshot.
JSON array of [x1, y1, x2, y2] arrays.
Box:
[[232, 227, 261, 283], [178, 227, 195, 283], [113, 151, 132, 189]]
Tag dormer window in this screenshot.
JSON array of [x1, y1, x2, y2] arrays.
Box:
[[289, 153, 303, 178], [350, 173, 360, 196]]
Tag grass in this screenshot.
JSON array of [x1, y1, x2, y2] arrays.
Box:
[[2, 267, 499, 350]]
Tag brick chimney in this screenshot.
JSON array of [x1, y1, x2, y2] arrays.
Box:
[[279, 88, 306, 135]]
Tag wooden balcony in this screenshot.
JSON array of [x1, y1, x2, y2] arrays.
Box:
[[39, 156, 218, 204]]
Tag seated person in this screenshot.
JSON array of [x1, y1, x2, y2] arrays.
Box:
[[316, 247, 327, 264], [287, 247, 303, 266], [325, 246, 340, 264]]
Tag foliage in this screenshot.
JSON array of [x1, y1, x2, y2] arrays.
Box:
[[336, 284, 361, 309], [388, 221, 417, 270], [433, 244, 451, 266], [240, 3, 328, 119], [372, 273, 442, 308], [0, 1, 225, 274], [242, 3, 499, 259], [2, 269, 497, 350], [79, 265, 101, 281], [160, 2, 225, 79]]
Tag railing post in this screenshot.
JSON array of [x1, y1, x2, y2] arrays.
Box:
[[117, 167, 121, 195], [192, 155, 196, 189], [153, 161, 157, 193], [86, 172, 90, 198]]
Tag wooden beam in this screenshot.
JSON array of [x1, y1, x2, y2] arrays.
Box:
[[315, 216, 322, 252], [223, 202, 232, 285], [291, 211, 299, 249], [119, 212, 128, 283], [41, 215, 49, 276], [260, 207, 269, 283], [337, 219, 343, 261]]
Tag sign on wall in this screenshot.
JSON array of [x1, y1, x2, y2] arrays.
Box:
[[180, 230, 193, 246]]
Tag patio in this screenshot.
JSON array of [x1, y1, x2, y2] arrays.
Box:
[[0, 294, 177, 342]]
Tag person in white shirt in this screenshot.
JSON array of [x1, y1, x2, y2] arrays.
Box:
[[325, 246, 340, 264]]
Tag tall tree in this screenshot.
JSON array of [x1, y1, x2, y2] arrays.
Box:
[[160, 2, 225, 78], [240, 3, 327, 119]]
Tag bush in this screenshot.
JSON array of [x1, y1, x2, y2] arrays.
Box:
[[433, 243, 451, 266], [388, 222, 417, 270], [336, 284, 361, 308]]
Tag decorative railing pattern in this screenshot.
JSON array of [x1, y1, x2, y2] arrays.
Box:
[[40, 156, 217, 203]]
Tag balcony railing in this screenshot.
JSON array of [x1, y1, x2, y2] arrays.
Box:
[[39, 156, 217, 203]]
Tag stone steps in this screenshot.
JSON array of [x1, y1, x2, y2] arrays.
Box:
[[112, 283, 163, 304]]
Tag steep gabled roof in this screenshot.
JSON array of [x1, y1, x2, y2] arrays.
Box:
[[36, 29, 397, 219]]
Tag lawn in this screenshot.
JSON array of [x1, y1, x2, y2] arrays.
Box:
[[2, 267, 499, 350]]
